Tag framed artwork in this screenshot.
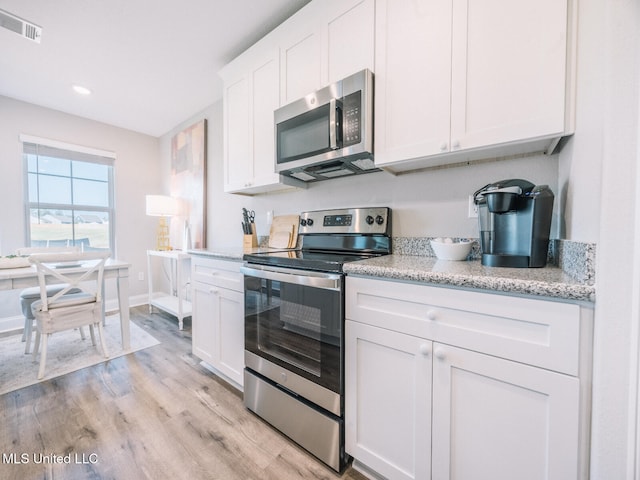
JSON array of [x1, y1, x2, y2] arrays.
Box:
[[170, 119, 207, 249]]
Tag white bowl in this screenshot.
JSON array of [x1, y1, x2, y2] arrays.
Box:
[[430, 239, 473, 261]]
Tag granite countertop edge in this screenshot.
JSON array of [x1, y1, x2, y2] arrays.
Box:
[[343, 255, 596, 304], [188, 248, 244, 261], [189, 245, 596, 303]]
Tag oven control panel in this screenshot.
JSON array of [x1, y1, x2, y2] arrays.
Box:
[[299, 207, 391, 235], [323, 214, 352, 227]]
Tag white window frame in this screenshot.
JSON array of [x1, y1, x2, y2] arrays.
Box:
[[21, 135, 116, 254]]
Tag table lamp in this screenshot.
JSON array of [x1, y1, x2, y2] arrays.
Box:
[[146, 195, 179, 251]]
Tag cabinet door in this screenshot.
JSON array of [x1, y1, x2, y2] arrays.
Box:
[[251, 51, 281, 187], [223, 75, 252, 191], [325, 0, 374, 83], [280, 2, 323, 104], [431, 344, 580, 480], [211, 287, 245, 387], [192, 281, 217, 366], [449, 0, 569, 150], [345, 320, 432, 480], [374, 0, 452, 166]]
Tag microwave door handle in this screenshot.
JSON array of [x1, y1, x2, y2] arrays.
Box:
[[329, 99, 342, 150]]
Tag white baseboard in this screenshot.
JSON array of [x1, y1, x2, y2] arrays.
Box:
[[0, 315, 24, 336]]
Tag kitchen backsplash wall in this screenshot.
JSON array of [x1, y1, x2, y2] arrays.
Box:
[[392, 237, 596, 284], [168, 100, 561, 251], [161, 102, 562, 251]]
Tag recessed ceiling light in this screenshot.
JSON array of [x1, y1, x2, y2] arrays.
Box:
[[72, 85, 92, 95]]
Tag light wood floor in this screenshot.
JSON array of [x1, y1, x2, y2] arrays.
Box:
[[0, 307, 368, 480]]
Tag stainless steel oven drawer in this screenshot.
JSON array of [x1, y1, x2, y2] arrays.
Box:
[[244, 369, 345, 472]]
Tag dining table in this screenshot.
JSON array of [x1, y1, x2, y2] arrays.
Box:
[[0, 259, 132, 349]]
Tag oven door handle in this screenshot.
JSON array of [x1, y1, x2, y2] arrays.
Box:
[[240, 264, 341, 291]]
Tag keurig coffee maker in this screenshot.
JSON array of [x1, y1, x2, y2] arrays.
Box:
[[473, 179, 554, 268]]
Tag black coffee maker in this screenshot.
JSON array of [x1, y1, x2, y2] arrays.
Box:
[[473, 179, 554, 268]]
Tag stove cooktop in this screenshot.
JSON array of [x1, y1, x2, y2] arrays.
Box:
[[243, 249, 384, 273], [244, 207, 392, 272]]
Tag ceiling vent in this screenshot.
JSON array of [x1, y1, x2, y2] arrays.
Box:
[[0, 9, 42, 43]]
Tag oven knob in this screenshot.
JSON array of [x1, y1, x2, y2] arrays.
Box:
[[366, 215, 374, 225], [375, 215, 385, 225], [306, 218, 314, 226], [300, 219, 307, 227]]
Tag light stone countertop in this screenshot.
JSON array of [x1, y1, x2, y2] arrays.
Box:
[[188, 246, 292, 262], [189, 243, 596, 303], [343, 255, 596, 303], [188, 247, 244, 261]]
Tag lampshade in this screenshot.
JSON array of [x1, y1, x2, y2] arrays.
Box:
[[145, 195, 180, 217], [146, 195, 179, 251]]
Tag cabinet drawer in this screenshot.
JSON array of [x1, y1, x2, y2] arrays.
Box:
[[191, 257, 243, 292], [346, 276, 584, 375]]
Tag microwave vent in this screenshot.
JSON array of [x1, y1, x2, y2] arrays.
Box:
[[320, 169, 354, 178], [352, 158, 377, 171], [290, 171, 316, 182], [0, 9, 42, 43]]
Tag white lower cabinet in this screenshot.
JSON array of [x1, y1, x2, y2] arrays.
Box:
[[345, 276, 592, 480], [345, 321, 432, 480], [431, 344, 579, 480], [191, 256, 244, 389]]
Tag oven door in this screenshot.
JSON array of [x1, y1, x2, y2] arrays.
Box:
[[241, 264, 343, 407]]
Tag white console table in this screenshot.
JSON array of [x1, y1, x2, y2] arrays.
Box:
[[147, 250, 192, 330]]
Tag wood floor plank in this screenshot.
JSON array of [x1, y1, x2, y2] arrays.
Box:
[[0, 307, 368, 480]]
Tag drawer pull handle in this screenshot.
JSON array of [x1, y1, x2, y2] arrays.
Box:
[[419, 343, 430, 356], [434, 348, 446, 361], [426, 309, 437, 321], [209, 288, 219, 295]]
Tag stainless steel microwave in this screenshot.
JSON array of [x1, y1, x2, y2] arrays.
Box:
[[275, 69, 378, 183]]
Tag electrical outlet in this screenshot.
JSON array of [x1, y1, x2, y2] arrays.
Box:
[[138, 271, 145, 281], [468, 195, 478, 218]]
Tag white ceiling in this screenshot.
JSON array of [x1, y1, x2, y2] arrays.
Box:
[[0, 0, 311, 137]]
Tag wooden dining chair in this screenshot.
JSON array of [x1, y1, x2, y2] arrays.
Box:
[[28, 251, 111, 379], [16, 246, 82, 354]]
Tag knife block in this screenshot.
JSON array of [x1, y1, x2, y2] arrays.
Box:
[[243, 224, 258, 250]]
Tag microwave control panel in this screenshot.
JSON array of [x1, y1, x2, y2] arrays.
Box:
[[342, 91, 361, 146]]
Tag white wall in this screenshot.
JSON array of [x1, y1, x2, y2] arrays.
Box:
[[161, 104, 560, 249], [587, 0, 640, 477], [0, 95, 161, 319], [558, 0, 604, 243]]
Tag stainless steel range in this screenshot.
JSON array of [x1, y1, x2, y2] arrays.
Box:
[[240, 207, 391, 472]]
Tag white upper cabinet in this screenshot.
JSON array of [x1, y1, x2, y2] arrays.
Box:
[[251, 54, 282, 188], [325, 0, 375, 84], [375, 0, 576, 172], [374, 0, 453, 166], [280, 2, 323, 105], [220, 0, 374, 195], [222, 74, 251, 192], [280, 0, 375, 104], [221, 45, 303, 195]]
